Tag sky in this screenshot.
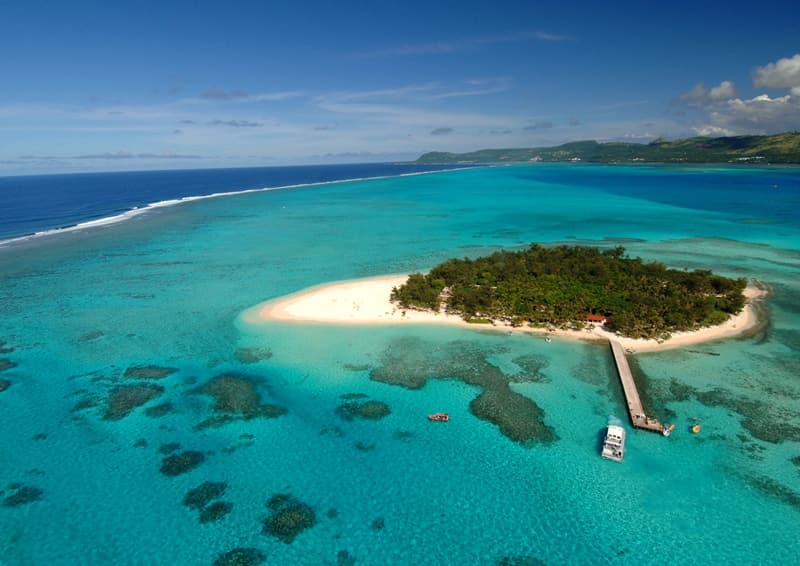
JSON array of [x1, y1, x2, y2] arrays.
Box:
[[1, 0, 799, 175]]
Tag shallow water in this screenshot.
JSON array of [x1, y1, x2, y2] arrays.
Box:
[[1, 164, 798, 564]]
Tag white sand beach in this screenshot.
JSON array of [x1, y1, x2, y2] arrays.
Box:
[[242, 274, 766, 353]]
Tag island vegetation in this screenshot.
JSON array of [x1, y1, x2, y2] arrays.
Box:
[[391, 244, 747, 339], [415, 132, 800, 164]]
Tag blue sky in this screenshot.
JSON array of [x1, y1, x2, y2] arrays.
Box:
[[1, 0, 799, 174]]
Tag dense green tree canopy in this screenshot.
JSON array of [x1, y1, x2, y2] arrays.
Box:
[[391, 245, 747, 339]]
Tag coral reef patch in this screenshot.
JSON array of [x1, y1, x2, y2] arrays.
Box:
[[78, 330, 104, 342], [340, 392, 369, 400], [193, 372, 286, 429], [235, 347, 273, 364], [104, 383, 165, 420], [392, 430, 416, 442], [145, 402, 172, 417], [124, 365, 177, 380], [337, 550, 356, 565], [183, 481, 227, 510], [657, 379, 800, 444], [496, 556, 546, 566], [262, 493, 316, 544], [159, 442, 181, 455], [0, 358, 17, 372], [213, 548, 266, 566], [370, 337, 557, 444], [746, 474, 800, 509], [336, 400, 391, 421], [2, 484, 43, 507], [200, 501, 233, 523], [0, 378, 11, 392], [0, 340, 13, 354], [160, 450, 205, 477]]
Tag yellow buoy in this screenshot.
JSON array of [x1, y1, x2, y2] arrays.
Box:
[[691, 423, 701, 434]]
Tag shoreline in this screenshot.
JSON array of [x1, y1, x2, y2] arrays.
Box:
[[241, 274, 767, 353]]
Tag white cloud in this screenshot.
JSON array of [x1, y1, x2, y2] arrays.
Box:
[[368, 30, 568, 57], [698, 93, 800, 135], [692, 125, 735, 137], [679, 81, 737, 106], [753, 53, 800, 89]]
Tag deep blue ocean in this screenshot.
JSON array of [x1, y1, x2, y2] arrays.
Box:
[[0, 163, 799, 565], [0, 163, 463, 241]]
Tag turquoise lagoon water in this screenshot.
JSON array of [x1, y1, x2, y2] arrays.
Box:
[[0, 164, 799, 565]]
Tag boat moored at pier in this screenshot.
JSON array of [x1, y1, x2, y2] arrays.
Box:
[[602, 424, 626, 462]]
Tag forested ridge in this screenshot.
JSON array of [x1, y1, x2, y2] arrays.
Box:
[[391, 245, 747, 339]]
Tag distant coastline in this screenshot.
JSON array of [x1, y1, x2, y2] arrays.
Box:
[[242, 275, 767, 353], [414, 132, 800, 165]]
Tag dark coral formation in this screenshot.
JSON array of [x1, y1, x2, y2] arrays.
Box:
[[199, 500, 233, 523], [342, 363, 371, 372], [508, 355, 549, 383], [235, 347, 273, 364], [78, 330, 104, 342], [370, 337, 557, 444], [0, 358, 17, 372], [370, 517, 385, 530], [657, 379, 800, 444], [159, 442, 181, 455], [160, 450, 205, 477], [320, 425, 344, 437], [183, 481, 227, 510], [354, 441, 375, 452], [791, 455, 800, 468], [0, 378, 10, 393], [71, 396, 100, 412], [2, 484, 43, 507], [496, 556, 546, 566], [193, 372, 286, 429], [124, 365, 177, 380], [0, 340, 14, 354], [133, 438, 148, 448], [145, 402, 173, 417], [471, 387, 551, 445], [337, 550, 356, 565], [746, 475, 800, 509], [340, 392, 369, 400], [262, 493, 316, 544], [392, 430, 416, 442], [336, 400, 391, 421], [213, 548, 266, 566], [104, 383, 164, 420]]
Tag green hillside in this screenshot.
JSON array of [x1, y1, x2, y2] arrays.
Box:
[[415, 132, 800, 164]]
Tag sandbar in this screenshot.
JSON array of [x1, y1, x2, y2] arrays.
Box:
[[241, 275, 767, 353]]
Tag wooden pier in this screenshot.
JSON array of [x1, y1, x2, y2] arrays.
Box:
[[608, 340, 665, 434]]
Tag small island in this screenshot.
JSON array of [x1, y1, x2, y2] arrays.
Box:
[[243, 245, 764, 352], [391, 244, 747, 340]]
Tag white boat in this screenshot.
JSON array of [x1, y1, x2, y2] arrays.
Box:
[[601, 424, 626, 462]]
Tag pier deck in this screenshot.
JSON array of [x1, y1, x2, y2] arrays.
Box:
[[608, 340, 665, 433]]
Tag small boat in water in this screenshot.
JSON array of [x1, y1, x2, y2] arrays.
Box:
[[601, 424, 626, 462], [428, 413, 449, 422], [662, 423, 675, 437], [691, 423, 701, 434]]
